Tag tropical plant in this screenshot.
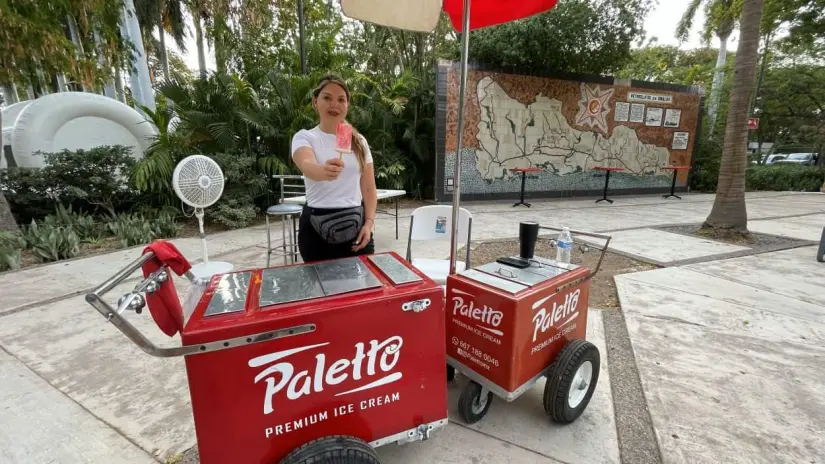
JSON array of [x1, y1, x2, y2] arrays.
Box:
[[133, 0, 187, 82], [0, 0, 132, 97], [132, 66, 422, 210], [37, 145, 139, 218], [677, 0, 740, 136], [459, 0, 654, 75]]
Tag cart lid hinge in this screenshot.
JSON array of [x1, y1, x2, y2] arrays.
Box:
[[402, 298, 431, 313]]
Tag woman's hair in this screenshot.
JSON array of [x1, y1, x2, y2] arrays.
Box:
[[312, 74, 367, 171]]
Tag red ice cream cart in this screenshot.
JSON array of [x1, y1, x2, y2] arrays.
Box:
[[86, 248, 447, 463], [444, 226, 612, 425]]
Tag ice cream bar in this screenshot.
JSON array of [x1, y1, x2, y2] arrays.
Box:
[[335, 122, 353, 154]]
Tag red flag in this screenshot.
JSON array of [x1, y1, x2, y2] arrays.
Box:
[[443, 0, 559, 32]]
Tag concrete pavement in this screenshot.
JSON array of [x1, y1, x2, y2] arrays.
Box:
[[616, 246, 825, 464], [1, 191, 824, 463]]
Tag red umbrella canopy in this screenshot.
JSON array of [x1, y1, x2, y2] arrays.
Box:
[[443, 0, 559, 32], [340, 0, 558, 33]]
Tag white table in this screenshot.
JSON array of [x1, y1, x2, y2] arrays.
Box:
[[283, 189, 407, 239]]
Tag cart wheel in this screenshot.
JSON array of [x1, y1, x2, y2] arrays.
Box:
[[543, 339, 600, 424], [458, 381, 493, 424], [280, 435, 380, 464], [447, 364, 456, 381]]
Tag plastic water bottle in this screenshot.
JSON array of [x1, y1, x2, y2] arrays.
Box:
[[556, 227, 573, 266]]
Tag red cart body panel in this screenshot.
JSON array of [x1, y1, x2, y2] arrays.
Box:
[[446, 258, 591, 397], [181, 252, 447, 464]]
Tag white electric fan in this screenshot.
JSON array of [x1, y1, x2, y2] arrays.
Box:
[[172, 154, 234, 280]]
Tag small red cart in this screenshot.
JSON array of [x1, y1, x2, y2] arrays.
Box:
[[85, 246, 447, 463], [445, 225, 611, 424]]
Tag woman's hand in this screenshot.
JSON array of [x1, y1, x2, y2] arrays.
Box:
[[321, 158, 344, 181], [293, 148, 344, 182], [352, 222, 372, 251]]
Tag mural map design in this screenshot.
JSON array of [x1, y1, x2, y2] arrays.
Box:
[[474, 77, 671, 182], [436, 65, 703, 200]]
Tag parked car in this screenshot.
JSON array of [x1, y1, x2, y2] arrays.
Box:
[[752, 154, 787, 165], [774, 153, 819, 166]]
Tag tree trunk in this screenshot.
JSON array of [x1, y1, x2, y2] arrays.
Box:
[[157, 21, 171, 82], [0, 108, 19, 233], [0, 192, 18, 233], [708, 30, 730, 137], [114, 66, 125, 102], [66, 14, 91, 92], [95, 31, 117, 98], [1, 84, 19, 104], [192, 5, 207, 75], [750, 32, 772, 117], [703, 0, 765, 235]]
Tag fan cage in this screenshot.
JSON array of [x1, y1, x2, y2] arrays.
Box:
[[172, 155, 225, 208]]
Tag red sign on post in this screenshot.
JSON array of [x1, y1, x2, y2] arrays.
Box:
[[748, 118, 760, 130]]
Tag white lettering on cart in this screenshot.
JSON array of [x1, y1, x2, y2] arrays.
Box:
[[249, 336, 404, 415], [451, 290, 504, 336], [531, 289, 581, 343], [360, 392, 400, 411], [265, 410, 330, 438], [531, 323, 577, 355]]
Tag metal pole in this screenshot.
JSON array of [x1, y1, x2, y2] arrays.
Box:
[[449, 0, 472, 275], [298, 0, 307, 75]]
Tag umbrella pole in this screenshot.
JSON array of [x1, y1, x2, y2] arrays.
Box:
[[449, 0, 472, 275]]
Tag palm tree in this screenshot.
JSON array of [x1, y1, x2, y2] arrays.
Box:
[[189, 0, 208, 75], [677, 0, 739, 136], [701, 0, 764, 235], [134, 0, 187, 83]]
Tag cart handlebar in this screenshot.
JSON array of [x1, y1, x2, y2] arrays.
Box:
[[537, 225, 612, 280], [84, 249, 316, 358]]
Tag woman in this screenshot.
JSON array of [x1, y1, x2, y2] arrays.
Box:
[[291, 74, 378, 263]]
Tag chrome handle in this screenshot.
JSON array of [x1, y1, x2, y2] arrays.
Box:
[[85, 248, 316, 358]]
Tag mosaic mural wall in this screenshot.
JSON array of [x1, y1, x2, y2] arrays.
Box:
[[434, 61, 705, 202]]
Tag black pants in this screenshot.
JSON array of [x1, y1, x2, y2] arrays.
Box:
[[298, 205, 375, 263]]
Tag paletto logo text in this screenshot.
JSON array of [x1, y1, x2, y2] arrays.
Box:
[[451, 289, 504, 336], [531, 289, 581, 343], [248, 336, 404, 415]]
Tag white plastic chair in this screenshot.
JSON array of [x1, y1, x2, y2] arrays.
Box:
[[405, 205, 473, 285]]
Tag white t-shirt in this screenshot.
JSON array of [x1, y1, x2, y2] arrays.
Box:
[[291, 126, 373, 209]]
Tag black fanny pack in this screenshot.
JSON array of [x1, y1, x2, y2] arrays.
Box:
[[307, 205, 363, 244]]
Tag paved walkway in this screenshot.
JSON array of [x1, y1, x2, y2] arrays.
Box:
[[0, 191, 823, 464]]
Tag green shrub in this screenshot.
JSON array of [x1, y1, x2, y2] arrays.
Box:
[[688, 135, 722, 192], [37, 145, 139, 217], [107, 214, 155, 248], [22, 221, 80, 262], [0, 167, 55, 224], [206, 152, 265, 229], [106, 211, 181, 248], [210, 198, 258, 229], [1, 146, 140, 224], [0, 230, 25, 271], [151, 210, 182, 239], [48, 204, 107, 243], [746, 164, 825, 192]]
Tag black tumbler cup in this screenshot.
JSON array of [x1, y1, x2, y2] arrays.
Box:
[[519, 221, 539, 259]]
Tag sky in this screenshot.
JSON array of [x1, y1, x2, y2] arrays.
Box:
[[173, 0, 734, 73]]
